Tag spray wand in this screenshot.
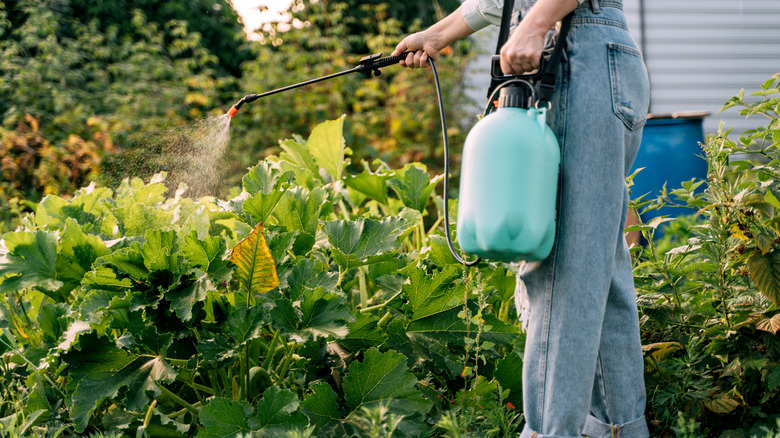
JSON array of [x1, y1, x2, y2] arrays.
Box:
[[226, 51, 480, 266], [229, 52, 408, 117]]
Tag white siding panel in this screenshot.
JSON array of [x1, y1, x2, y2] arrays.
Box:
[[640, 0, 780, 134], [464, 0, 780, 136]]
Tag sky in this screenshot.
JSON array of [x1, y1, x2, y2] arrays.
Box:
[[231, 0, 295, 39]]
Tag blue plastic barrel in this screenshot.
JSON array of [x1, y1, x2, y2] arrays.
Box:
[[630, 112, 709, 223]]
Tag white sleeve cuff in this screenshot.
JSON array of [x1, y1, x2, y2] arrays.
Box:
[[461, 0, 504, 32]]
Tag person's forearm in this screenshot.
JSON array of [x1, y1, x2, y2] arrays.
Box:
[[519, 0, 579, 34], [430, 6, 477, 47]]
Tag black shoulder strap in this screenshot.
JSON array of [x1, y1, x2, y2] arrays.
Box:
[[494, 0, 516, 55], [486, 0, 516, 98], [535, 12, 573, 103]]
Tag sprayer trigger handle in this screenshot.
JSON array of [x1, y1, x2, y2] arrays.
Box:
[[359, 53, 383, 65]]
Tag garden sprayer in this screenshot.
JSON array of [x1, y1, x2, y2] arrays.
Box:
[[227, 5, 569, 266]]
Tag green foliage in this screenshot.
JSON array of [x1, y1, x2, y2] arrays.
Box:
[[0, 118, 522, 436], [0, 0, 473, 234], [0, 115, 105, 230], [630, 74, 780, 437]]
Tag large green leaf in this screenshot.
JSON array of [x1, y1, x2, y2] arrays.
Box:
[[273, 186, 327, 237], [227, 306, 266, 345], [249, 386, 308, 435], [298, 288, 354, 340], [749, 250, 780, 306], [406, 310, 520, 344], [768, 365, 780, 391], [494, 351, 524, 409], [307, 116, 346, 181], [301, 382, 342, 430], [198, 398, 254, 438], [280, 137, 318, 176], [165, 276, 210, 322], [338, 313, 387, 352], [111, 175, 173, 237], [344, 160, 391, 205], [342, 347, 431, 417], [322, 217, 406, 270], [182, 231, 231, 282], [142, 229, 181, 273], [197, 335, 237, 365], [230, 223, 279, 296], [172, 198, 213, 241], [36, 302, 69, 344], [384, 319, 462, 379], [36, 186, 118, 235], [199, 389, 307, 438], [266, 230, 298, 269], [99, 242, 149, 280], [388, 163, 443, 212], [280, 256, 338, 301], [243, 161, 283, 196], [271, 287, 354, 341], [34, 195, 71, 229], [402, 265, 464, 321], [135, 325, 174, 356], [56, 219, 108, 292], [242, 162, 292, 224], [62, 334, 176, 433], [0, 230, 63, 298]]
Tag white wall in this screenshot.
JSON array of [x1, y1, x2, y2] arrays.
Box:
[[623, 0, 779, 134], [463, 0, 780, 135]]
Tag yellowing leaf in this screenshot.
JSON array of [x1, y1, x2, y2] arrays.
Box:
[[230, 224, 279, 296], [703, 392, 741, 414], [756, 313, 780, 335], [730, 224, 748, 241], [642, 341, 683, 363], [641, 341, 683, 352]]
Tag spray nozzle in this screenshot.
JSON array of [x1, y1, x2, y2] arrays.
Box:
[[227, 94, 260, 117]]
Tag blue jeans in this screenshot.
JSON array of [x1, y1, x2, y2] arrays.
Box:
[[514, 1, 650, 437]]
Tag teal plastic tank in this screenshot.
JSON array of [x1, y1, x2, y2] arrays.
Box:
[[457, 89, 560, 263]]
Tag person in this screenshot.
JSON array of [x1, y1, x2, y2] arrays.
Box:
[[391, 0, 651, 437]]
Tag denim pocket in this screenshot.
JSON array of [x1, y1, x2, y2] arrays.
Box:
[[607, 43, 649, 131]]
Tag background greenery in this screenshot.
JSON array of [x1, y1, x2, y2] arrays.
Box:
[[0, 0, 472, 231]]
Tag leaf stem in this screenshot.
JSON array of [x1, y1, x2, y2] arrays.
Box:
[[164, 357, 190, 367], [276, 342, 299, 381], [338, 199, 351, 221], [360, 288, 404, 313], [158, 384, 199, 416], [427, 215, 444, 236], [358, 266, 369, 309], [168, 401, 202, 419], [143, 399, 158, 430], [192, 381, 216, 395], [263, 330, 281, 372]]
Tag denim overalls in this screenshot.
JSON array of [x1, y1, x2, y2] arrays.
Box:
[[512, 0, 651, 437]]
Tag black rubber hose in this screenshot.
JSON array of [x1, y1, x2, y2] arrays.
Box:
[[429, 59, 481, 267]]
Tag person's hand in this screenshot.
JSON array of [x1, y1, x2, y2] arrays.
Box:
[[391, 29, 447, 68], [499, 21, 548, 75]]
